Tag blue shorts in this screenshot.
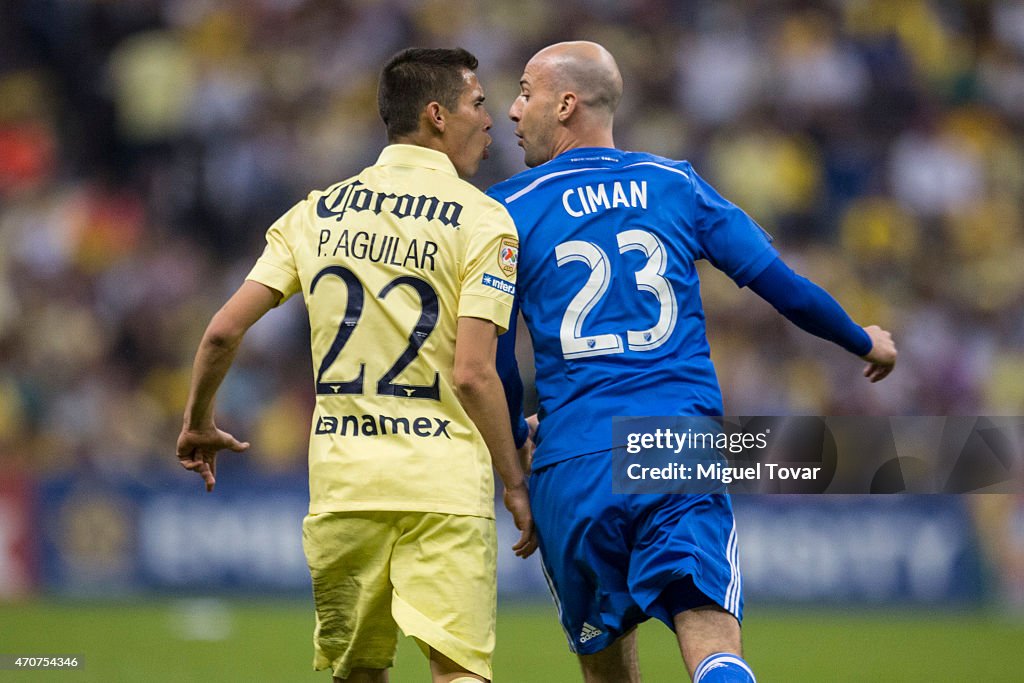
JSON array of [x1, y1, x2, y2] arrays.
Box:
[[530, 450, 743, 654]]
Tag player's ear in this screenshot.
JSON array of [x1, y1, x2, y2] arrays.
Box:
[[425, 101, 446, 133], [557, 92, 577, 122]]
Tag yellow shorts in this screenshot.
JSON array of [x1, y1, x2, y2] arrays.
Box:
[[302, 511, 497, 680]]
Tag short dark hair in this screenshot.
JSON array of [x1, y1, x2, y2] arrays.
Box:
[[378, 47, 479, 139]]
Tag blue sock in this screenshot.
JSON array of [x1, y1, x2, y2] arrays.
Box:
[[693, 652, 756, 683]]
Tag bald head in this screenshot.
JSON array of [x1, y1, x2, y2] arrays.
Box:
[[528, 41, 623, 117], [509, 41, 621, 166]]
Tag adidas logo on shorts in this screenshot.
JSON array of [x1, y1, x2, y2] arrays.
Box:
[[579, 622, 603, 644]]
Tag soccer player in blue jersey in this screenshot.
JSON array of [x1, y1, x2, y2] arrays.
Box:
[[488, 42, 897, 683]]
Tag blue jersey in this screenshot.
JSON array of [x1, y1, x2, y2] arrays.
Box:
[[488, 147, 777, 470]]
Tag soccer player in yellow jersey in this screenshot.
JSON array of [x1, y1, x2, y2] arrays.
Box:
[[176, 48, 536, 683]]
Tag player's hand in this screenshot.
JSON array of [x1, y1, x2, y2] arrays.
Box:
[[860, 325, 897, 383], [503, 484, 538, 559], [526, 413, 539, 442], [176, 424, 250, 492]]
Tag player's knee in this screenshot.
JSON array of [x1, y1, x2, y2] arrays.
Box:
[[692, 653, 756, 683], [428, 647, 487, 683]]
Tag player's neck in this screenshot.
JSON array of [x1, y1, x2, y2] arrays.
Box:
[[554, 125, 615, 157], [389, 130, 448, 159]]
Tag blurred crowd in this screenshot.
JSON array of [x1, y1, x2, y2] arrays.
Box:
[[1, 0, 1023, 476]]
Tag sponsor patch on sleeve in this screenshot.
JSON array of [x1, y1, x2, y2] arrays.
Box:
[[481, 273, 515, 295], [498, 237, 519, 276]]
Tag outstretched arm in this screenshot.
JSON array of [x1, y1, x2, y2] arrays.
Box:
[[454, 316, 537, 558], [177, 280, 281, 491], [747, 257, 897, 382]]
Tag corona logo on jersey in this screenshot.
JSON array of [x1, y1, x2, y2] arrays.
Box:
[[498, 238, 519, 276], [316, 179, 464, 229]]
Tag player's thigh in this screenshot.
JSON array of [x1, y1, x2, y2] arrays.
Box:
[[303, 512, 401, 674], [530, 453, 644, 654], [389, 513, 497, 676], [629, 493, 743, 625]]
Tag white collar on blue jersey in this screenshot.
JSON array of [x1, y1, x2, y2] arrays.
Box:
[[552, 147, 624, 164]]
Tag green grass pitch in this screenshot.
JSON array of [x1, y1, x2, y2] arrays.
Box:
[[1, 600, 1023, 681]]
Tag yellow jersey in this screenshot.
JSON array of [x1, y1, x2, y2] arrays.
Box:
[[246, 145, 518, 518]]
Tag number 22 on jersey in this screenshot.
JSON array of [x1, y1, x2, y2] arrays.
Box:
[[311, 265, 441, 400]]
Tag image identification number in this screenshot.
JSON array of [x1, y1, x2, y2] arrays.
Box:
[[3, 656, 82, 670]]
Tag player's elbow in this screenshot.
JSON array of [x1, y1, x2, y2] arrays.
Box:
[[202, 310, 247, 351], [772, 282, 813, 320], [452, 360, 497, 403]]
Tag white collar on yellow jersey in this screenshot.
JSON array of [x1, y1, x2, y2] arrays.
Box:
[[376, 144, 459, 177]]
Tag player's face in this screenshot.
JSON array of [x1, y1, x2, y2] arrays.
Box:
[[509, 64, 559, 168], [443, 70, 493, 179]]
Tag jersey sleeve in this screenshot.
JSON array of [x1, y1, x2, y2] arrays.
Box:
[[246, 201, 304, 304], [690, 168, 779, 287], [496, 298, 529, 448], [458, 205, 518, 333], [748, 256, 872, 355]]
